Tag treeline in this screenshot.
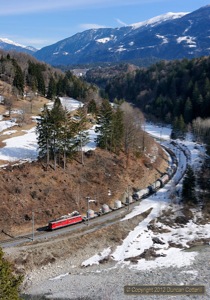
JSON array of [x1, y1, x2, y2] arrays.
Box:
[[98, 56, 210, 125], [0, 50, 93, 101]]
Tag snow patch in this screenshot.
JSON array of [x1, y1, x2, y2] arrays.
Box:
[[96, 36, 115, 43], [156, 34, 168, 44], [177, 36, 196, 46], [129, 41, 134, 46], [49, 273, 69, 281], [59, 97, 83, 111], [2, 130, 17, 135], [0, 119, 17, 132], [81, 248, 111, 267]]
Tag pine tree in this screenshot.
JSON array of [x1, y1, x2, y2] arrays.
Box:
[[0, 247, 23, 300], [12, 61, 24, 94], [87, 99, 98, 115], [47, 76, 57, 99], [111, 105, 124, 153], [37, 73, 45, 96], [28, 61, 46, 95], [69, 106, 89, 164], [36, 100, 88, 168], [95, 99, 113, 150], [184, 97, 193, 123], [171, 115, 186, 140], [36, 104, 52, 165], [182, 165, 197, 204]]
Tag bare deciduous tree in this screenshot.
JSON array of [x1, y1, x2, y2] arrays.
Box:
[[120, 102, 145, 166], [4, 97, 14, 117]]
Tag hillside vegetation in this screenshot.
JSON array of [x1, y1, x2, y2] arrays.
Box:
[[0, 49, 97, 104], [86, 57, 210, 125]]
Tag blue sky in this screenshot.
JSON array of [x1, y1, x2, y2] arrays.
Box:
[[0, 0, 209, 49]]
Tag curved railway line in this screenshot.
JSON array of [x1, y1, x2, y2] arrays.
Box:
[[0, 140, 188, 249]]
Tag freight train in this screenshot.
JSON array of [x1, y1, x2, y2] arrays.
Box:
[[48, 147, 178, 230], [133, 148, 177, 201]]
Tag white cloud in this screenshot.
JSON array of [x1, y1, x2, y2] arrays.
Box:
[[115, 18, 128, 26], [79, 23, 107, 30]]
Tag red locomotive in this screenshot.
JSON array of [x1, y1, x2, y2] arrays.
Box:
[[48, 211, 83, 230]]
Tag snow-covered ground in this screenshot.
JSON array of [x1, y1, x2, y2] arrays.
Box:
[[0, 127, 38, 164], [81, 123, 210, 271], [0, 98, 96, 166]]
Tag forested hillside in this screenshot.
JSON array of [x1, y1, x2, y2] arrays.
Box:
[[87, 57, 210, 126], [0, 50, 96, 103]]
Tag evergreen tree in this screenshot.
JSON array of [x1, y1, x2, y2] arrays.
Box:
[[171, 115, 186, 140], [36, 104, 52, 165], [47, 76, 57, 99], [0, 247, 23, 300], [36, 100, 89, 168], [56, 75, 66, 96], [58, 110, 79, 167], [28, 61, 46, 95], [111, 105, 124, 153], [37, 72, 45, 96], [87, 99, 98, 115], [50, 98, 66, 168], [95, 99, 113, 150], [72, 107, 89, 151], [12, 61, 24, 94], [184, 97, 193, 123], [182, 165, 197, 204]]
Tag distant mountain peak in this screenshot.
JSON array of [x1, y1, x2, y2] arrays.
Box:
[[0, 38, 37, 53], [0, 38, 25, 48], [131, 12, 188, 29]]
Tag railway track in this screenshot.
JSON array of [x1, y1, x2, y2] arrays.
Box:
[[0, 141, 188, 249], [0, 205, 133, 248]]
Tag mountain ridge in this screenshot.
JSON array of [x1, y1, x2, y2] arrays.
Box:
[[1, 6, 210, 66], [33, 5, 210, 66]]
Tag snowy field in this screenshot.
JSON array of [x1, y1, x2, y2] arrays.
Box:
[[0, 98, 96, 166]]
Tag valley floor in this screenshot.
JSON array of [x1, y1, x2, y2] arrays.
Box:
[[22, 244, 210, 300]]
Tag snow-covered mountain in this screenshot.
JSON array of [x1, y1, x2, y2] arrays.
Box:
[[34, 5, 210, 66], [0, 38, 37, 54], [130, 12, 187, 29]]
